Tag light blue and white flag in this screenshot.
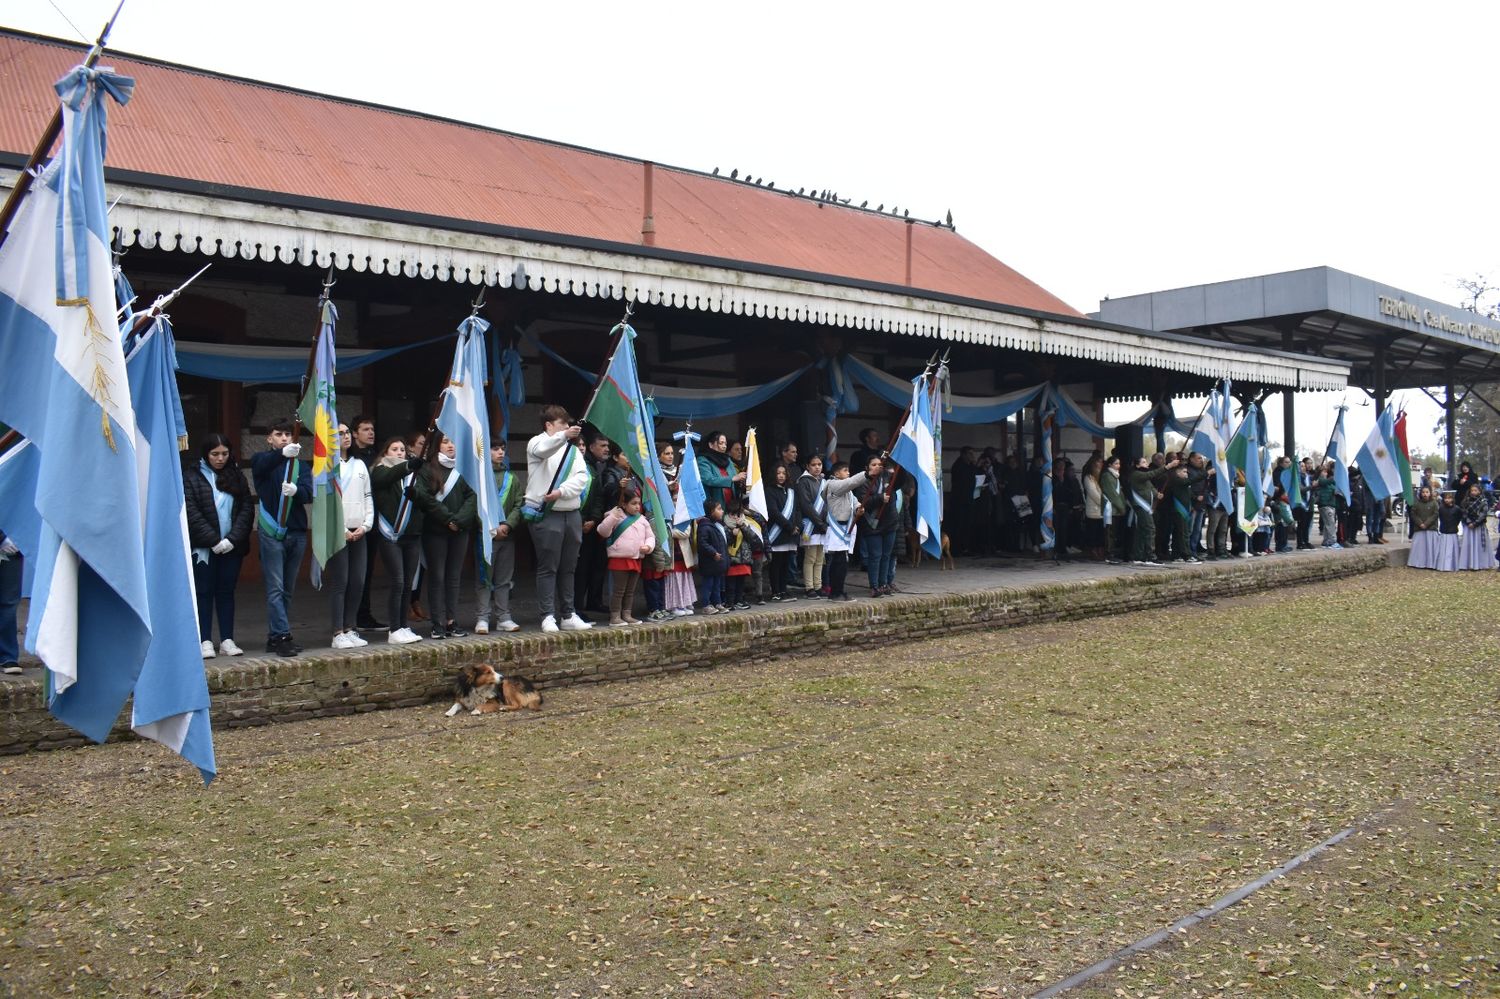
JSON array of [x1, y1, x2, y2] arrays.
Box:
[[1356, 404, 1403, 501], [1327, 407, 1352, 503], [890, 371, 943, 559], [124, 314, 216, 782], [0, 64, 151, 743], [1190, 380, 1234, 512], [436, 315, 504, 562], [671, 429, 708, 531]]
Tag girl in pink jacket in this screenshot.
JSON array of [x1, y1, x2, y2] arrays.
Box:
[[597, 490, 656, 626]]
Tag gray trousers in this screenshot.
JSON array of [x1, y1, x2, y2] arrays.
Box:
[[530, 509, 582, 620], [322, 537, 367, 634], [1206, 507, 1231, 555], [476, 533, 517, 624], [1319, 505, 1338, 544]]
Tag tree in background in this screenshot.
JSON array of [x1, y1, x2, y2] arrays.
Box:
[[1450, 277, 1500, 474]]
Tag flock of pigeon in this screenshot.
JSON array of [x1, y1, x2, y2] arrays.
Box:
[[710, 166, 955, 230]]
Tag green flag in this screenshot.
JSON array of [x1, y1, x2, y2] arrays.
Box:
[[582, 323, 675, 547], [295, 300, 346, 571]]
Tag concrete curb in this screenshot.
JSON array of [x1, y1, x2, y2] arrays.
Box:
[[0, 548, 1394, 754]]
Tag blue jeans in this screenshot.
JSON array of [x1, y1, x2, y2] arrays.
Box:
[[861, 531, 897, 590], [699, 574, 724, 607], [259, 530, 308, 637], [0, 552, 21, 665]]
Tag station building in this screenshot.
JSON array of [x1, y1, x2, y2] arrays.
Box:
[[2, 29, 1349, 476]]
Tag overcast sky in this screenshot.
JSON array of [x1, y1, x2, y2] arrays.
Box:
[[8, 0, 1496, 457]]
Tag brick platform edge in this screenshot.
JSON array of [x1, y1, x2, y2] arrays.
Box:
[[0, 548, 1398, 754]]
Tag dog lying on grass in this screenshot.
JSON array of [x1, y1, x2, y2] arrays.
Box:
[[445, 663, 542, 716]]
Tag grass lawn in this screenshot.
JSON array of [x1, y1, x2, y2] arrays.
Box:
[[0, 567, 1496, 998]]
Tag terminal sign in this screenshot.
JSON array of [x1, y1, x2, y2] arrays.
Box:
[[1378, 295, 1500, 346]]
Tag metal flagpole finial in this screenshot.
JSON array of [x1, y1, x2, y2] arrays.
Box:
[[621, 301, 635, 326], [470, 285, 486, 317]]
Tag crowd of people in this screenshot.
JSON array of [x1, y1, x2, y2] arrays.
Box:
[[6, 411, 1483, 671], [169, 410, 920, 658]]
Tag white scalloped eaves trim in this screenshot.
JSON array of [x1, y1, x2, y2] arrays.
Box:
[[80, 179, 1348, 391]]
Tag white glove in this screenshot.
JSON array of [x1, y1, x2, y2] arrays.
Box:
[[280, 481, 298, 497], [0, 538, 18, 559], [211, 538, 234, 555], [281, 443, 302, 458]]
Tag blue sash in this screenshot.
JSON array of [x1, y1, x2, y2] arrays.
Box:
[[800, 481, 826, 543], [766, 489, 795, 545], [436, 467, 460, 502], [377, 472, 415, 542]]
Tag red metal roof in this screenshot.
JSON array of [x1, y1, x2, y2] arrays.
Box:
[[0, 31, 1082, 318]]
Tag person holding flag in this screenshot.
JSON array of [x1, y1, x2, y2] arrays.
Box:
[[251, 422, 314, 656], [475, 439, 523, 634], [413, 433, 477, 639], [1310, 459, 1342, 549], [525, 405, 592, 633]]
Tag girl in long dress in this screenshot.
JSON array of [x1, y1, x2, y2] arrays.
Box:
[[1406, 485, 1440, 570], [1456, 483, 1493, 570], [1435, 491, 1462, 572]]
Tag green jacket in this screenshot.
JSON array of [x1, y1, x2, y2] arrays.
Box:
[[493, 466, 523, 531], [1099, 469, 1126, 515], [370, 459, 425, 538], [413, 467, 477, 534], [1127, 465, 1169, 509], [1309, 475, 1336, 507], [1409, 497, 1438, 532]]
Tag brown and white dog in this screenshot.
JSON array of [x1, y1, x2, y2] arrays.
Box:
[[445, 663, 542, 716], [907, 530, 955, 570]]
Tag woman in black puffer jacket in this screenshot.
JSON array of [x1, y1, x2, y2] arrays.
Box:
[[183, 433, 253, 658]]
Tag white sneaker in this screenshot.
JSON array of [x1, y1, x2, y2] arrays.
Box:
[[200, 640, 216, 659], [671, 608, 690, 617], [541, 615, 559, 634], [389, 628, 422, 645], [560, 613, 592, 631], [332, 632, 355, 650], [219, 639, 243, 657], [474, 619, 490, 635], [495, 619, 520, 632], [348, 632, 368, 647]]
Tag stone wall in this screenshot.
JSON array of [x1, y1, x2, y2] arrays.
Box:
[[0, 549, 1392, 754]]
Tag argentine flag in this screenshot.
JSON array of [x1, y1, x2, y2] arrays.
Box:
[[891, 373, 942, 559], [1356, 405, 1403, 502], [1327, 408, 1352, 503], [437, 315, 504, 562], [0, 65, 152, 742], [124, 315, 216, 782], [672, 430, 708, 531], [1190, 380, 1234, 512]]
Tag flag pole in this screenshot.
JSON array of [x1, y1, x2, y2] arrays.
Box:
[[1178, 380, 1221, 456], [580, 302, 635, 425], [878, 352, 938, 507], [292, 265, 336, 445], [0, 1, 126, 252], [0, 255, 206, 457]]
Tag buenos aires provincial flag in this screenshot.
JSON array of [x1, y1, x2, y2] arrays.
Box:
[[890, 373, 942, 558], [583, 324, 675, 548], [1356, 405, 1403, 501], [0, 65, 152, 741], [296, 298, 345, 572], [436, 315, 504, 561], [124, 316, 217, 782]]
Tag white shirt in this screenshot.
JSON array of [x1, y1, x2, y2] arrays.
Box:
[[338, 458, 375, 532]]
